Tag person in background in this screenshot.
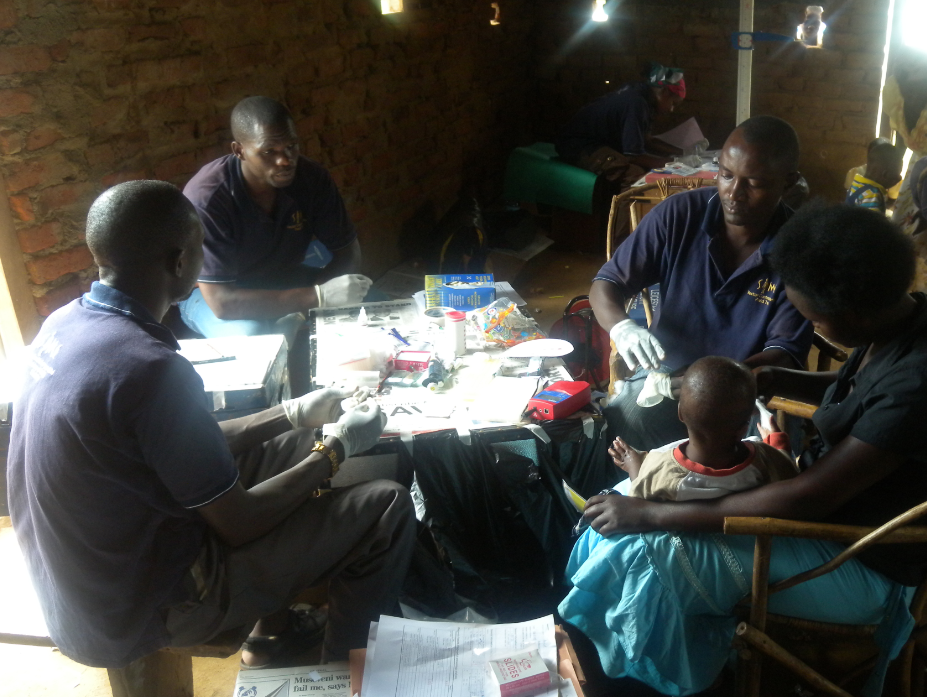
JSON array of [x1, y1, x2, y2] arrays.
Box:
[[179, 96, 371, 343], [589, 115, 812, 451], [556, 61, 686, 180], [845, 138, 903, 206], [845, 141, 905, 214]]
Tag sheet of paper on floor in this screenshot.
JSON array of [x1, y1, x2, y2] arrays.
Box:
[[362, 614, 558, 697], [233, 662, 351, 697]]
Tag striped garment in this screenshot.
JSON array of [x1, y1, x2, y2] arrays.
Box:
[[846, 173, 887, 213]]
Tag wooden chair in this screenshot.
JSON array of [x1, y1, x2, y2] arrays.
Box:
[[726, 507, 927, 697]]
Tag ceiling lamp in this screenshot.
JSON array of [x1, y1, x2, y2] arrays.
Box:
[[592, 0, 608, 22]]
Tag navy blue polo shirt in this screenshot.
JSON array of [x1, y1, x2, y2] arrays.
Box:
[[184, 154, 357, 286], [595, 187, 813, 369], [555, 83, 653, 163], [7, 282, 238, 668]]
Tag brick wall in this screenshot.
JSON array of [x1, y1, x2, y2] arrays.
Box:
[[0, 0, 536, 318], [533, 0, 890, 200]]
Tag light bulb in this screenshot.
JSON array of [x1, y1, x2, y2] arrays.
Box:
[[592, 0, 607, 22]]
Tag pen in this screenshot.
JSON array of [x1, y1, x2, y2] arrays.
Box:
[[389, 328, 410, 346]]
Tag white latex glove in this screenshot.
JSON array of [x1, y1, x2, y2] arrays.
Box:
[[322, 401, 387, 458], [340, 386, 372, 412], [282, 386, 356, 429], [316, 275, 373, 308], [636, 372, 675, 407], [609, 319, 665, 371]]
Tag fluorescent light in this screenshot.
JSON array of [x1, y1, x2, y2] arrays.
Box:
[[901, 0, 927, 52]]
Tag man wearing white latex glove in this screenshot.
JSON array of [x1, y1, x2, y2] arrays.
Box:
[[609, 318, 666, 371], [316, 274, 373, 309], [323, 401, 388, 458], [281, 386, 356, 430], [179, 96, 376, 343], [590, 116, 814, 451]]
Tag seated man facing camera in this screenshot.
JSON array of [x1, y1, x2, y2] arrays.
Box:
[[8, 181, 416, 670], [590, 115, 813, 451], [179, 96, 372, 341]]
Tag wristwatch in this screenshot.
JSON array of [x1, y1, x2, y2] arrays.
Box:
[[311, 441, 340, 479]]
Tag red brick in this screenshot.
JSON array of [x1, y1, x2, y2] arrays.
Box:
[[0, 0, 17, 29], [101, 169, 147, 188], [38, 182, 94, 212], [17, 221, 59, 253], [106, 64, 132, 90], [0, 89, 35, 117], [227, 44, 268, 69], [128, 24, 176, 42], [90, 98, 128, 128], [26, 127, 62, 151], [85, 143, 115, 167], [154, 152, 197, 181], [0, 129, 23, 154], [0, 45, 51, 75], [26, 245, 94, 284], [5, 154, 75, 193], [34, 278, 92, 316], [181, 17, 207, 41], [48, 39, 70, 62], [8, 194, 34, 222]]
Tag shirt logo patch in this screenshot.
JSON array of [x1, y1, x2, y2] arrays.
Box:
[[286, 211, 304, 232], [748, 278, 776, 306]]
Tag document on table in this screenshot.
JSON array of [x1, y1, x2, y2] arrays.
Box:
[[362, 614, 559, 697]]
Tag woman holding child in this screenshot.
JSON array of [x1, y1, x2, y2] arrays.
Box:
[[559, 203, 927, 696]]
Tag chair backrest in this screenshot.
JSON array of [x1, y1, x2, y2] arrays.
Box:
[[605, 176, 715, 259]]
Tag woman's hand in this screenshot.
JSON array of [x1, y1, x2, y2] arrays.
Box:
[[583, 494, 657, 536]]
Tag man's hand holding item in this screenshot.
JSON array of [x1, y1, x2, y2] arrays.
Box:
[[282, 386, 356, 429], [609, 319, 666, 371], [323, 401, 387, 458], [316, 274, 372, 308]]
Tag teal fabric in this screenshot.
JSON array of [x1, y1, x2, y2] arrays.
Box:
[[559, 528, 914, 696]]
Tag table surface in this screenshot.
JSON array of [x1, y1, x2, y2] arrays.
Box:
[[308, 299, 573, 437]]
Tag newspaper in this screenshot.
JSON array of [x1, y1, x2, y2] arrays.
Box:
[[232, 662, 350, 697]]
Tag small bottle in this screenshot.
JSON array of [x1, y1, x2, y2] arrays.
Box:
[[444, 311, 466, 357]]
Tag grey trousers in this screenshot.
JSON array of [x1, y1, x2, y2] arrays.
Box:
[[165, 429, 417, 661]]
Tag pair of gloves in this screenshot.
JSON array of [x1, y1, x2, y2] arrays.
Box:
[[610, 319, 671, 403], [316, 274, 373, 309], [281, 386, 385, 458]]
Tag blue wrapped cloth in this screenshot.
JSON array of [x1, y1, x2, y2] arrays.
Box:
[[558, 528, 915, 696]]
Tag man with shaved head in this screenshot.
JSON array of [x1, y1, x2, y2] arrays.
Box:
[[591, 115, 813, 450], [179, 95, 371, 340], [7, 181, 415, 670]]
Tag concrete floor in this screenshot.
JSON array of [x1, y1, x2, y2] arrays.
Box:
[[0, 245, 602, 697]]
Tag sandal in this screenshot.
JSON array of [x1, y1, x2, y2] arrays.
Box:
[[239, 604, 328, 670]]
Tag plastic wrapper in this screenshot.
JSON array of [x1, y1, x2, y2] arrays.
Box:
[[470, 297, 543, 348]]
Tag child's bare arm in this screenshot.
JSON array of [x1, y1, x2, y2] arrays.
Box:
[[609, 436, 646, 480]]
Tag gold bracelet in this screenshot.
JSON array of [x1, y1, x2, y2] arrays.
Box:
[[311, 441, 340, 479]]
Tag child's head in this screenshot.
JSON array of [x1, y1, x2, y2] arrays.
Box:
[[678, 356, 756, 445], [866, 141, 905, 190]]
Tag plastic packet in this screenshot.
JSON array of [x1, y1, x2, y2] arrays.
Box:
[[469, 298, 543, 348]]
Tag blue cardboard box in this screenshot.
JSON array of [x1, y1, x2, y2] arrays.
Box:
[[425, 273, 495, 310]]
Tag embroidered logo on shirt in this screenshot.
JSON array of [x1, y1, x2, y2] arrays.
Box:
[[286, 211, 304, 231], [747, 278, 776, 306]]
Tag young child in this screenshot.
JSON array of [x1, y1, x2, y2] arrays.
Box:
[[845, 141, 905, 214], [608, 355, 797, 501]]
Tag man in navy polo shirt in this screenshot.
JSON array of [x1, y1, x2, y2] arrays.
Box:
[[8, 181, 416, 669], [179, 96, 372, 341], [590, 115, 813, 450]]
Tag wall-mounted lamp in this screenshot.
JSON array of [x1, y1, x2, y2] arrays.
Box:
[[592, 0, 608, 22], [490, 2, 501, 25], [381, 0, 402, 15]]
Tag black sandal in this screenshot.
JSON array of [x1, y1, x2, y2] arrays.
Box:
[[240, 604, 328, 670]]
